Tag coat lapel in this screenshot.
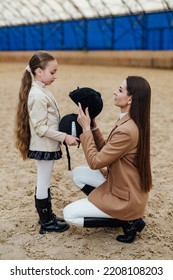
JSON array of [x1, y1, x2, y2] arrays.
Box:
[[43, 88, 60, 112], [107, 114, 131, 140], [32, 80, 60, 113]]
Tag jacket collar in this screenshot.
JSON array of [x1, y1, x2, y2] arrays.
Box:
[[32, 80, 60, 112], [116, 113, 131, 126], [32, 80, 46, 89], [107, 113, 131, 141]]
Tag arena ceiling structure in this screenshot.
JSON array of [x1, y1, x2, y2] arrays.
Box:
[[0, 0, 173, 26], [0, 0, 173, 50]]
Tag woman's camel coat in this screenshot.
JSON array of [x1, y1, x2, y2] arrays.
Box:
[[80, 114, 149, 220]]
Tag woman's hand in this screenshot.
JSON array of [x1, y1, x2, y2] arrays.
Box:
[[77, 102, 91, 132], [91, 118, 97, 129], [64, 135, 79, 146]]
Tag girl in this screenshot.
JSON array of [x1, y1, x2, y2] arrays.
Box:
[[63, 76, 152, 243], [15, 51, 78, 234]]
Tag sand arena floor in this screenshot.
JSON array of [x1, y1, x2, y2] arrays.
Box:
[[0, 61, 172, 260]]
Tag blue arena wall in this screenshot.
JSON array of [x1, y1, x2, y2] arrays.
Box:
[[0, 11, 173, 51]]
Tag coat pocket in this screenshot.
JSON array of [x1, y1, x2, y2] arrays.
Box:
[[111, 187, 130, 201]]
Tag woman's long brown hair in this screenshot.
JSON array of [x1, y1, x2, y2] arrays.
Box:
[[127, 76, 152, 192], [15, 51, 55, 159]]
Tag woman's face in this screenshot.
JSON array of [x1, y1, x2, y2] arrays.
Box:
[[114, 79, 132, 112]]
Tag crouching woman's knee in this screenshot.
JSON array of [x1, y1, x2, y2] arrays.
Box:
[[71, 166, 89, 188], [63, 203, 84, 227]]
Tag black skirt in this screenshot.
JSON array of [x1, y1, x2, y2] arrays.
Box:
[[27, 150, 62, 160]]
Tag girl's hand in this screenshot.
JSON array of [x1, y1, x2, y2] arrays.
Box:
[[77, 102, 91, 132], [64, 135, 79, 146]]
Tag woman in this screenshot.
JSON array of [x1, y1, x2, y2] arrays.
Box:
[[63, 76, 152, 243], [15, 51, 78, 234]]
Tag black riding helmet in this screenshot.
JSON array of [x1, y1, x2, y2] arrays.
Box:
[[69, 87, 103, 119], [59, 87, 103, 170]]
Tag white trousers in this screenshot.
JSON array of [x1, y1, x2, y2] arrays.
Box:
[[63, 166, 112, 227], [36, 160, 54, 199]]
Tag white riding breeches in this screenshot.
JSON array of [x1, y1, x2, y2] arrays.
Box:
[[70, 166, 106, 189], [63, 166, 112, 227]]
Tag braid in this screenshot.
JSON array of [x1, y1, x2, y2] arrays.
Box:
[[15, 71, 31, 159]]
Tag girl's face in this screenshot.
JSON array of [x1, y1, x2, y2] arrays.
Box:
[[114, 79, 132, 112], [36, 60, 58, 85]]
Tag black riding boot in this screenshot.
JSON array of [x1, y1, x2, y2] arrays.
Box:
[[116, 218, 145, 243], [35, 197, 69, 234], [84, 217, 122, 228], [81, 185, 95, 195], [47, 188, 65, 222], [35, 189, 65, 223]]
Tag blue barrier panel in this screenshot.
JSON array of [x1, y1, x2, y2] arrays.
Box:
[[0, 11, 172, 50]]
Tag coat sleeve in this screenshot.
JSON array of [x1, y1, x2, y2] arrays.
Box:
[[80, 127, 135, 170], [44, 128, 66, 144], [92, 128, 106, 150]]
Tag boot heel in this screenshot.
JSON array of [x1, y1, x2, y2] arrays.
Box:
[[138, 220, 145, 232], [39, 226, 46, 234]]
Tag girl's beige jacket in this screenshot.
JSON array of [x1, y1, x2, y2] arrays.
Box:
[[28, 80, 66, 152]]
